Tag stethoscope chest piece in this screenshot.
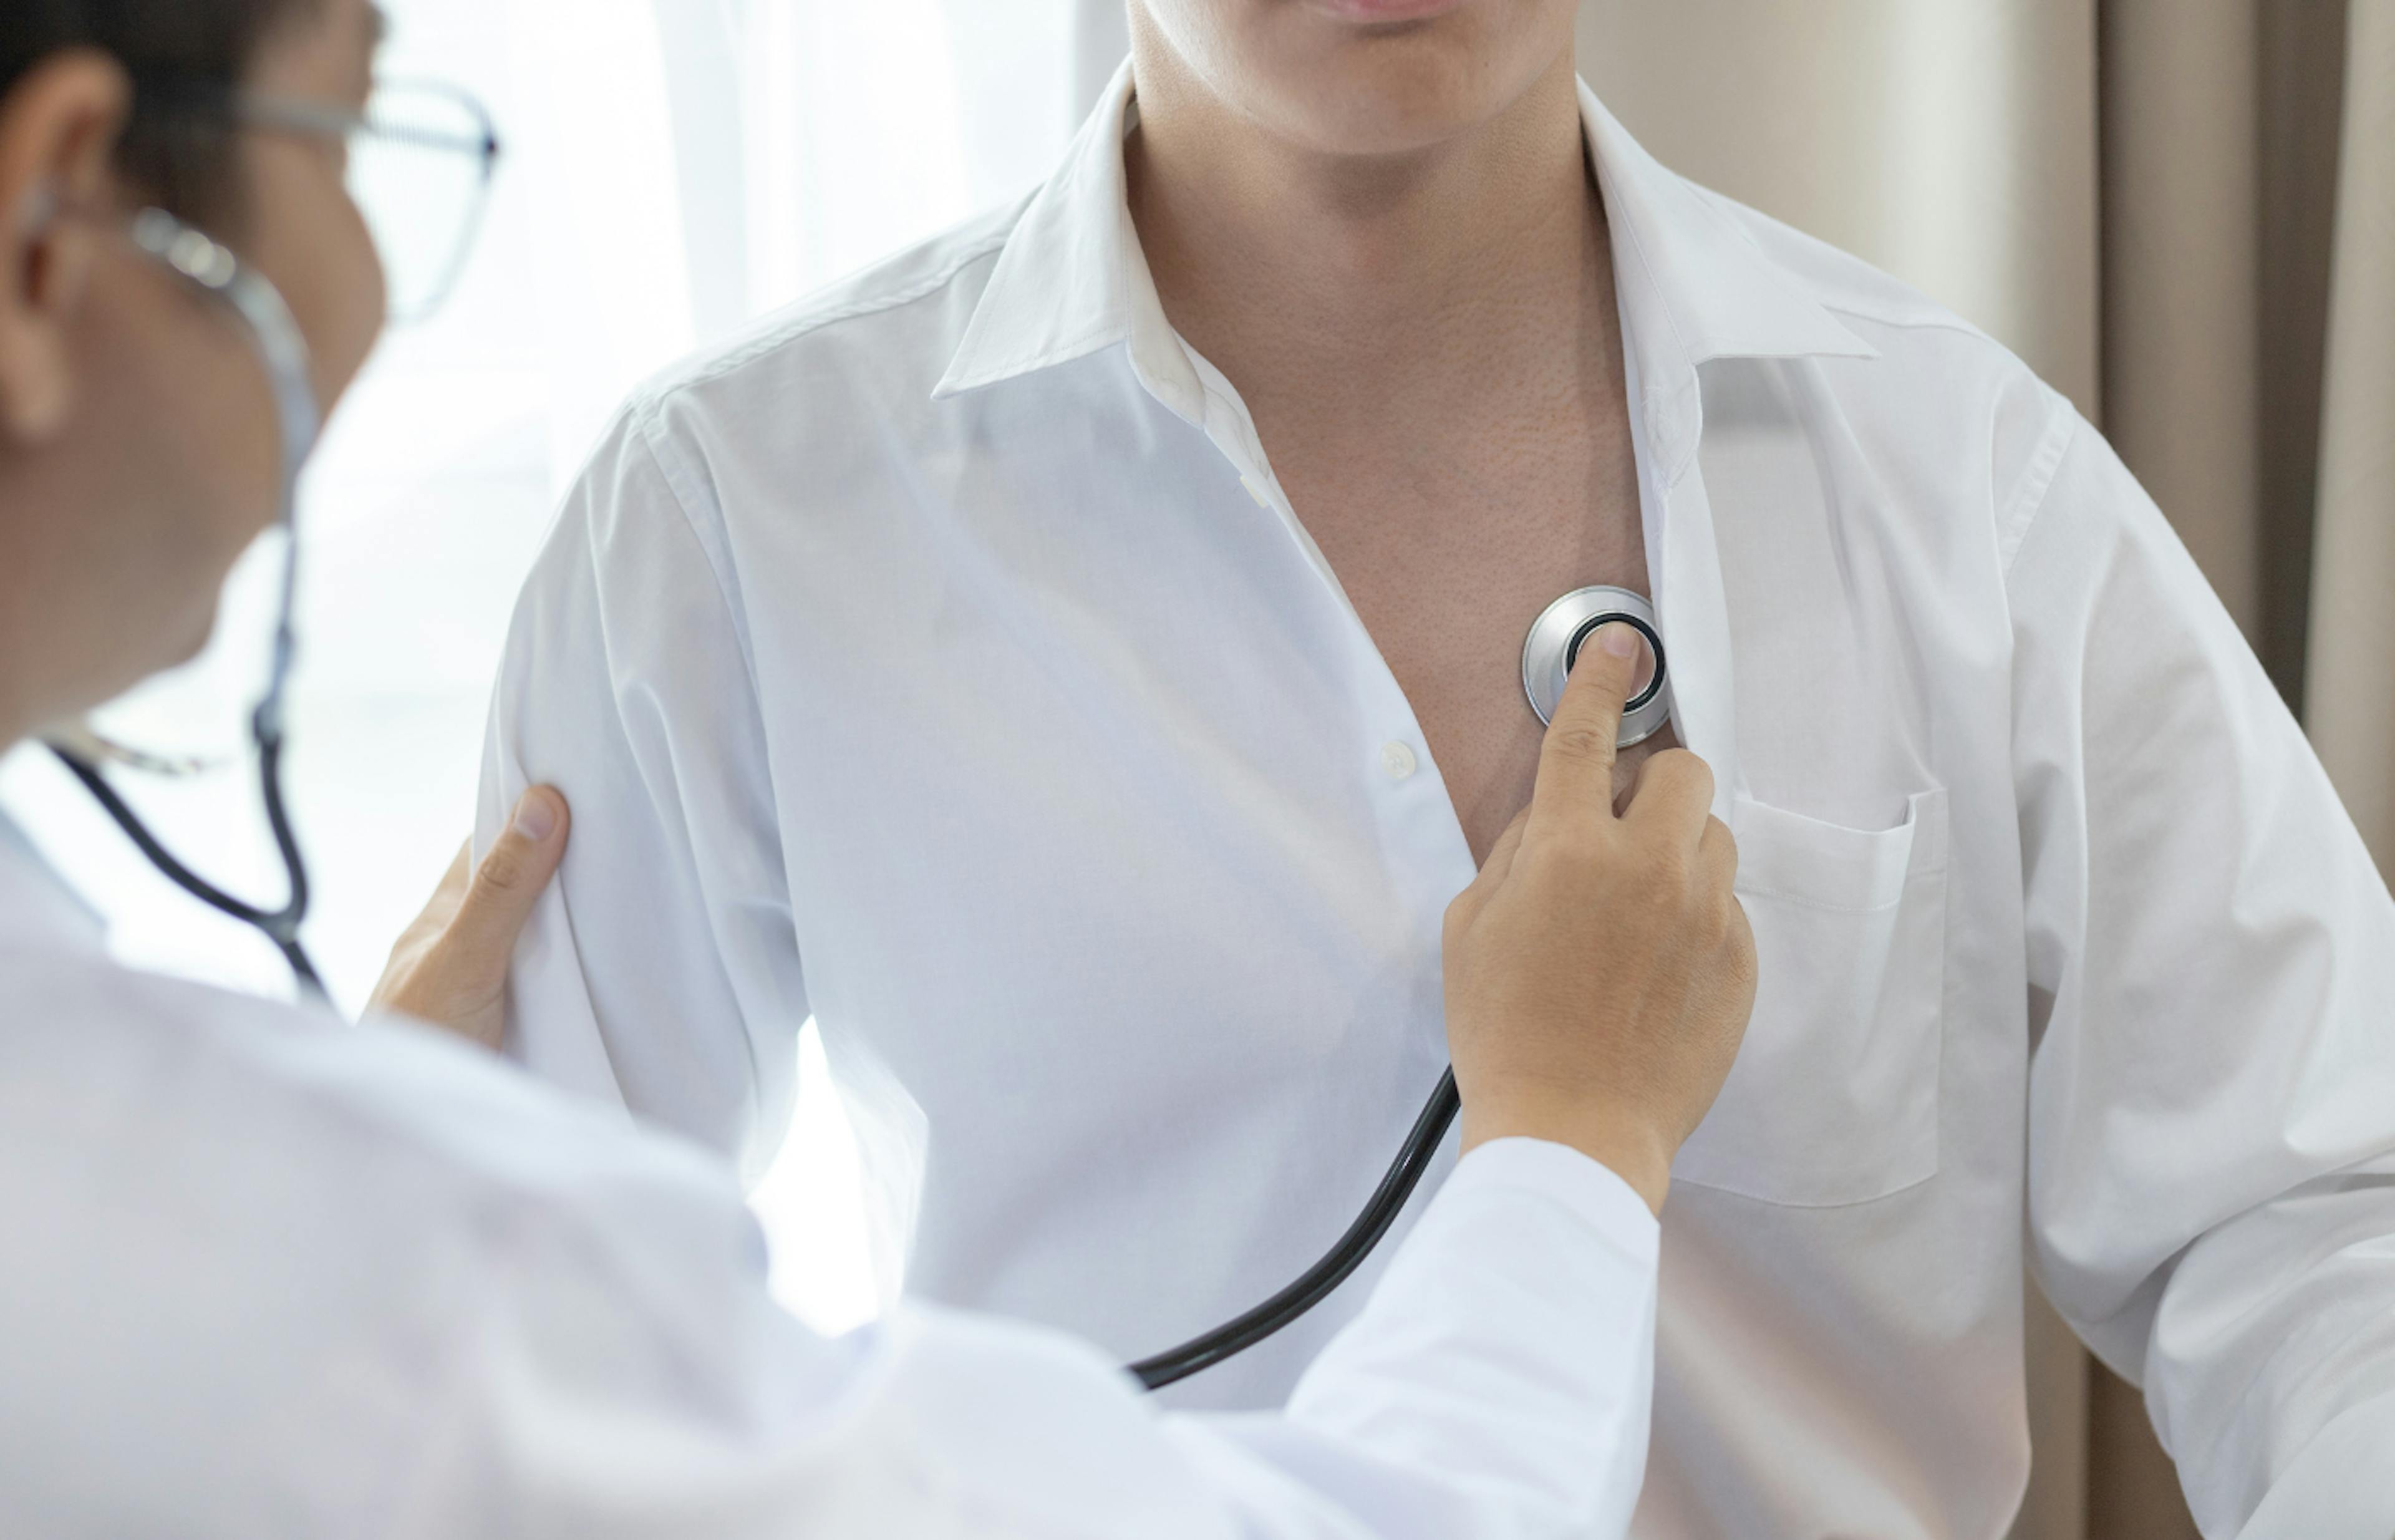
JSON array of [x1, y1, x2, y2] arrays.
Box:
[[1522, 585, 1670, 746]]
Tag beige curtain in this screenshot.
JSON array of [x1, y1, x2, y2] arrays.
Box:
[[1579, 2, 2383, 1537], [2308, 2, 2395, 866]]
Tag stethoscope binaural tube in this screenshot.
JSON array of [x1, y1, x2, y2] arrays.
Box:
[[44, 208, 327, 1000], [1126, 586, 1672, 1390]]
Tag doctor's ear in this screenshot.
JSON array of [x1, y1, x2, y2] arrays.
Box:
[[0, 51, 130, 446]]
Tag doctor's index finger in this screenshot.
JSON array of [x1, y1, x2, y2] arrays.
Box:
[[1528, 621, 1639, 829]]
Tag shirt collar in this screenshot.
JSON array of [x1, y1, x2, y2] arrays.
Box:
[[932, 57, 1203, 419], [934, 61, 1878, 421]]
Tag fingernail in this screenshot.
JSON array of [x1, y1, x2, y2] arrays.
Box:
[[511, 791, 558, 841], [1598, 621, 1640, 658]]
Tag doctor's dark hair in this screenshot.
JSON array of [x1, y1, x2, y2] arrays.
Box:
[[2, 0, 324, 228]]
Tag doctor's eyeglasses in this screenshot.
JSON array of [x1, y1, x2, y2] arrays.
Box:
[[144, 76, 503, 324]]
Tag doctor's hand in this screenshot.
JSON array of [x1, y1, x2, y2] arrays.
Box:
[[1441, 626, 1756, 1216], [367, 788, 571, 1052]]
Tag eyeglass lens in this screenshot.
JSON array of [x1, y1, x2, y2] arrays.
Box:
[[349, 82, 497, 323]]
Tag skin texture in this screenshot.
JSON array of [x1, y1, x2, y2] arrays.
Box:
[[1127, 0, 1676, 868], [0, 0, 563, 1027]]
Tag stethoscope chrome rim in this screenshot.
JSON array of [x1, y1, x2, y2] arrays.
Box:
[[1522, 584, 1672, 747]]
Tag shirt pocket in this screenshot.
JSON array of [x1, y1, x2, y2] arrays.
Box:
[[1670, 786, 1950, 1206]]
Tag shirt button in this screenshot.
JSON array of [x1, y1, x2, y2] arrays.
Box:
[[1380, 741, 1420, 782]]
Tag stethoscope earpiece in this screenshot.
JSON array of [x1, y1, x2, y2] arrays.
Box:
[[1521, 585, 1671, 746], [47, 208, 327, 1000]]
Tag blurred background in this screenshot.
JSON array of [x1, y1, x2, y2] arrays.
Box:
[[2, 2, 2384, 1536]]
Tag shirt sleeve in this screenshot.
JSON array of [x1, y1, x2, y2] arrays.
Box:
[[412, 1136, 1658, 1540], [2006, 394, 2395, 1539], [477, 402, 805, 1185]]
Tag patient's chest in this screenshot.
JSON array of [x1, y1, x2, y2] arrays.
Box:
[[1266, 407, 1671, 866], [734, 345, 1993, 1421]]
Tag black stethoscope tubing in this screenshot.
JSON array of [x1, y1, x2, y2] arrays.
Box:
[[1128, 1070, 1460, 1390], [52, 211, 328, 1002], [52, 709, 325, 1000]]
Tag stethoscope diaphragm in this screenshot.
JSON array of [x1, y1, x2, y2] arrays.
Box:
[[1521, 585, 1670, 747]]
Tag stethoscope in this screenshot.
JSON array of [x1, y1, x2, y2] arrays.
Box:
[[43, 208, 328, 1000], [54, 205, 1676, 1395], [1128, 587, 1669, 1388]]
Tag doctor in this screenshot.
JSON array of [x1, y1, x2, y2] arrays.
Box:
[[0, 0, 1763, 1533]]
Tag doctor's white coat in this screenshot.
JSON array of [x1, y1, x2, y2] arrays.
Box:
[[0, 815, 1662, 1537]]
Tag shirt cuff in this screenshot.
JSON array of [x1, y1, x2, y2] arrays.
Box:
[[1445, 1136, 1660, 1266]]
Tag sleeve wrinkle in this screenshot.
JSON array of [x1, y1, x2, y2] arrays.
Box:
[[1996, 387, 2082, 585], [631, 399, 767, 709]]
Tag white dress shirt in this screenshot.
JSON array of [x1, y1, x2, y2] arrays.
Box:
[[480, 64, 2395, 1539], [0, 811, 1660, 1538]]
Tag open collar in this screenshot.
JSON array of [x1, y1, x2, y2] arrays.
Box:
[[934, 60, 1879, 429], [931, 59, 1202, 419]]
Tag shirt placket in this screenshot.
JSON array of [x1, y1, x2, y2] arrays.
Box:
[[1176, 347, 1479, 1069], [1638, 370, 1744, 821]]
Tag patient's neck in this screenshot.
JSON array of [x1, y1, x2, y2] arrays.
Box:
[[1124, 46, 1606, 436]]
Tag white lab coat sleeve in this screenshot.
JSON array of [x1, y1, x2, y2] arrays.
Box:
[[477, 402, 805, 1184], [412, 1136, 1657, 1540], [2006, 393, 2395, 1539]]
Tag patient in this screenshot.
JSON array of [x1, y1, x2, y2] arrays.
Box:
[[472, 1, 2395, 1534]]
